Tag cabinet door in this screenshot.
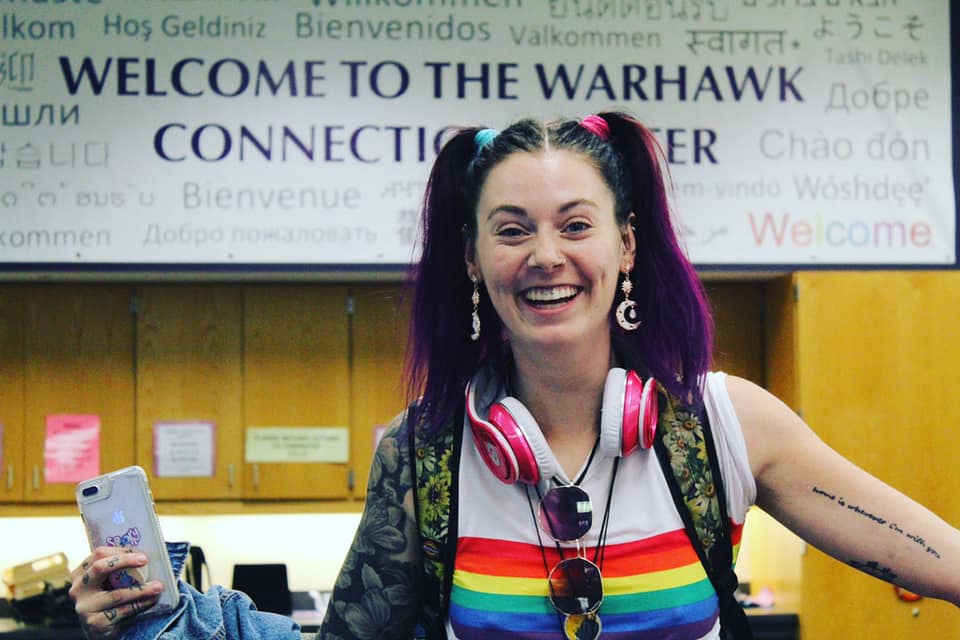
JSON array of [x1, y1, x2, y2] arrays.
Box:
[[705, 282, 766, 382], [136, 286, 244, 499], [350, 285, 411, 498], [24, 286, 135, 502], [242, 286, 351, 499], [796, 272, 960, 638], [0, 286, 25, 502]]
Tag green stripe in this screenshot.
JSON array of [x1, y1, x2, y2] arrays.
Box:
[[451, 578, 716, 615], [450, 584, 554, 614], [602, 579, 716, 614]]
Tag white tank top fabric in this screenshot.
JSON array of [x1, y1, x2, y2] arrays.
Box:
[[445, 371, 756, 640]]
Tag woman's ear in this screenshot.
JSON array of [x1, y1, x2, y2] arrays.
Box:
[[464, 237, 479, 281], [621, 213, 637, 271]]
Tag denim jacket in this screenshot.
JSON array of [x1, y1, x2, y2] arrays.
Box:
[[116, 542, 308, 640]]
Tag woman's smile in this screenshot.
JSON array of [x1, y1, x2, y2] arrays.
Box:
[[521, 285, 582, 306]]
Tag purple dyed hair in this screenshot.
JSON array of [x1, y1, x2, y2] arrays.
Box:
[[406, 112, 714, 436]]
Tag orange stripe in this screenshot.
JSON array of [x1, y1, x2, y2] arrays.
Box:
[[457, 520, 746, 579]]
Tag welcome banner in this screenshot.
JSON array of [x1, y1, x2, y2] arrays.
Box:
[[0, 1, 954, 271]]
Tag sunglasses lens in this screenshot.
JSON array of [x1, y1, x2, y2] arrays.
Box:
[[539, 485, 592, 541], [548, 558, 602, 615], [564, 613, 602, 640]]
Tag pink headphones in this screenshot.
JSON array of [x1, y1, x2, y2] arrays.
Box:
[[465, 368, 658, 485]]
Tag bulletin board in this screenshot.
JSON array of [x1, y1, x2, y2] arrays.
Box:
[[0, 1, 955, 274]]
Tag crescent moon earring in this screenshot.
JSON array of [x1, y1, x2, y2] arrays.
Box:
[[615, 272, 641, 331]]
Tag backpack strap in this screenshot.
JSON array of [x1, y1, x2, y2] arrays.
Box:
[[411, 407, 462, 640], [652, 388, 753, 640]]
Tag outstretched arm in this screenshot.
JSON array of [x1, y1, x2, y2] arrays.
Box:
[[317, 414, 424, 639], [728, 375, 960, 606]]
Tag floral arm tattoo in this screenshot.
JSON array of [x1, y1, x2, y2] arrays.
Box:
[[317, 415, 423, 640]]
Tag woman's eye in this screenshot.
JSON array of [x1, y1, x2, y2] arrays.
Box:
[[497, 226, 526, 238], [564, 221, 591, 233]]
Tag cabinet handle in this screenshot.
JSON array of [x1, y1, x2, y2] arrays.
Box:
[[227, 464, 235, 489], [32, 465, 40, 491], [252, 464, 259, 491], [6, 465, 12, 491]]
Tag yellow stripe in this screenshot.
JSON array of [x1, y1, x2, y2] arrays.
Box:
[[454, 570, 549, 597], [604, 562, 708, 595], [455, 541, 743, 598], [454, 558, 712, 598]]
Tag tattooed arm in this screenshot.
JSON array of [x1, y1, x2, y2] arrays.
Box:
[[727, 375, 960, 606], [317, 411, 424, 639]]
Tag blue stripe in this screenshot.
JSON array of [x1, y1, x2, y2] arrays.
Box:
[[449, 599, 558, 632], [450, 590, 719, 635], [602, 593, 719, 632]]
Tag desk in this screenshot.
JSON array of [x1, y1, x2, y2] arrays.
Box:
[[0, 619, 84, 639], [747, 607, 800, 640]]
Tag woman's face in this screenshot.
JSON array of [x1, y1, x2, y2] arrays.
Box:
[[468, 148, 635, 353]]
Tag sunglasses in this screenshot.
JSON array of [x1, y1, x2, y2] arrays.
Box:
[[538, 484, 603, 640]]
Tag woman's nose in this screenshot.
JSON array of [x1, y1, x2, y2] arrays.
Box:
[[527, 235, 566, 270]]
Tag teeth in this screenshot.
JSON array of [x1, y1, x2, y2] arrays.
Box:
[[524, 286, 578, 302]]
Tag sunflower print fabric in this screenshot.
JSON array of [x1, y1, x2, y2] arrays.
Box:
[[659, 392, 723, 554]]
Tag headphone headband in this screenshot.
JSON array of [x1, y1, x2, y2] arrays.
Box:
[[466, 368, 658, 485]]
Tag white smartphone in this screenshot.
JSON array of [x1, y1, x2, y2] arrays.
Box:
[[75, 466, 180, 615]]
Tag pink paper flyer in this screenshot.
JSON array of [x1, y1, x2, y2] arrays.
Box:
[[44, 414, 101, 483]]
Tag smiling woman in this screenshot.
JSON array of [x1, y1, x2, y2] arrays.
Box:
[[68, 113, 960, 640]]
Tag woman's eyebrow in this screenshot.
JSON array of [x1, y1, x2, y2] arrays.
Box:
[[486, 199, 598, 221]]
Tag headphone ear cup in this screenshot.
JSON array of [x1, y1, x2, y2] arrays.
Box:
[[640, 377, 659, 450], [600, 368, 629, 458], [495, 397, 555, 484], [600, 369, 658, 458], [466, 381, 521, 484]]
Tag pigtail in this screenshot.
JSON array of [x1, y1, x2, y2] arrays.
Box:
[[600, 112, 714, 402], [407, 127, 499, 436]]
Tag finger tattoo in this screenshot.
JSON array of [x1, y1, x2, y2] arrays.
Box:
[[107, 558, 118, 568], [82, 573, 91, 585], [104, 608, 118, 622], [82, 561, 90, 570]]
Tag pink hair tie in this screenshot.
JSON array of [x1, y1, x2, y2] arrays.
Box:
[[579, 115, 610, 140]]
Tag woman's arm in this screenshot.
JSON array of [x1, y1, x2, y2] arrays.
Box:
[[317, 414, 424, 639], [728, 375, 960, 605]]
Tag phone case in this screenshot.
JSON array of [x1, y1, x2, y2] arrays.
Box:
[[75, 466, 180, 615]]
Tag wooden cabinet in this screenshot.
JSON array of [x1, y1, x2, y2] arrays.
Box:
[[242, 285, 351, 499], [0, 286, 25, 503], [777, 272, 960, 639], [349, 285, 412, 498], [135, 286, 244, 500], [23, 286, 135, 503]]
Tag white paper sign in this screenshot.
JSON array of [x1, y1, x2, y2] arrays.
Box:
[[245, 427, 350, 463], [0, 2, 953, 270], [153, 421, 216, 477]]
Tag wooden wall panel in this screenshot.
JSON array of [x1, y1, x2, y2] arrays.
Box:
[[135, 286, 243, 499], [243, 286, 350, 499], [24, 286, 134, 502], [796, 271, 960, 638], [705, 282, 766, 384], [349, 285, 412, 498], [0, 286, 25, 502]]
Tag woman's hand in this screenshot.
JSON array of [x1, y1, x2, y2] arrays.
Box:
[[69, 547, 165, 639]]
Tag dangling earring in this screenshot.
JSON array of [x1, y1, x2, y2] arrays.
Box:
[[470, 277, 481, 341], [615, 272, 641, 331]]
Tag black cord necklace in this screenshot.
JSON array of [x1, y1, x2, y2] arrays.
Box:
[[525, 440, 621, 634]]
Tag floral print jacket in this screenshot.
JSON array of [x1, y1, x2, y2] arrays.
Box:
[[316, 410, 425, 639]]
